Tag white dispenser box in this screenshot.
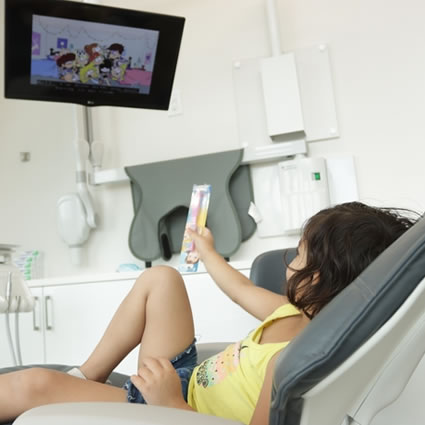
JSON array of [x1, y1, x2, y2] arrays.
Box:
[[250, 155, 358, 238], [278, 157, 330, 234]]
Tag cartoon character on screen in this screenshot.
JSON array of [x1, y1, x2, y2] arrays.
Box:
[[56, 53, 77, 82], [49, 47, 70, 61], [111, 63, 126, 82], [75, 50, 90, 74], [79, 62, 100, 84], [98, 59, 114, 85], [84, 43, 103, 63], [92, 52, 105, 68], [107, 43, 124, 64], [47, 48, 61, 61]]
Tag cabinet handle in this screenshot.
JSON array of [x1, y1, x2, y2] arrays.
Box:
[[45, 295, 53, 331], [32, 296, 40, 331]]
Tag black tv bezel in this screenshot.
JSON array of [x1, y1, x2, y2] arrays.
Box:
[[4, 0, 185, 110]]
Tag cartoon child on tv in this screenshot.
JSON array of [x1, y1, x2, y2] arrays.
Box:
[[84, 43, 103, 63], [111, 63, 127, 82], [75, 50, 90, 72], [107, 43, 124, 63], [79, 62, 100, 84], [98, 59, 113, 85], [56, 53, 77, 82]]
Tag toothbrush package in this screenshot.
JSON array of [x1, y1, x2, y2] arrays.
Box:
[[178, 184, 211, 273]]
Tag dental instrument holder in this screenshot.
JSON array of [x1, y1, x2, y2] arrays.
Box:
[[0, 248, 34, 314], [57, 105, 98, 265]]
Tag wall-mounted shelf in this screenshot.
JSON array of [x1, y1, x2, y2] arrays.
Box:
[[89, 139, 308, 186], [90, 168, 129, 185], [242, 140, 306, 164]]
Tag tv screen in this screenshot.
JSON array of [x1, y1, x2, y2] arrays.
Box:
[[4, 0, 185, 109]]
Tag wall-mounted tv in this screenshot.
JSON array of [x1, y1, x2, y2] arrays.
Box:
[[4, 0, 185, 110]]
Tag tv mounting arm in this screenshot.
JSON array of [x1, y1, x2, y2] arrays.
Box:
[[72, 105, 98, 230]]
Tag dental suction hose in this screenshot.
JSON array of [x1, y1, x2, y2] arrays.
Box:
[[5, 272, 19, 366], [1, 248, 35, 366]]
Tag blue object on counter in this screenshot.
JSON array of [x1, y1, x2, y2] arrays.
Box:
[[116, 263, 143, 272]]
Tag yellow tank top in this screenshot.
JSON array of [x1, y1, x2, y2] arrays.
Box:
[[187, 303, 301, 424]]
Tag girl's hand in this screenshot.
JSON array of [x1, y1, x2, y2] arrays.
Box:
[[130, 357, 185, 408], [186, 227, 216, 261]]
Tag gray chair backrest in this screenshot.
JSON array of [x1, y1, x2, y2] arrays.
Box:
[[249, 248, 297, 294], [266, 216, 425, 425]]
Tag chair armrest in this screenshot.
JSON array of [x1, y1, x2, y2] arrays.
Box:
[[196, 342, 230, 363], [14, 403, 242, 425]]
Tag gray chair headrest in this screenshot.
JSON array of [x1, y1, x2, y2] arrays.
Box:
[[270, 215, 425, 425]]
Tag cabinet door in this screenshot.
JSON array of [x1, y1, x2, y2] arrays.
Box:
[[184, 270, 260, 343], [43, 279, 139, 375], [38, 268, 259, 376], [0, 287, 44, 367]]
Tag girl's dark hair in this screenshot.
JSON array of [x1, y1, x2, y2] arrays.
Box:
[[286, 202, 420, 319]]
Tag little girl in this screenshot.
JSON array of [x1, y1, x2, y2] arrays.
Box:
[[0, 202, 418, 425]]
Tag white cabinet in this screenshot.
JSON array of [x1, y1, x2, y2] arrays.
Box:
[[0, 288, 44, 367], [1, 280, 138, 371], [1, 266, 258, 376], [42, 280, 138, 371], [34, 279, 140, 374]]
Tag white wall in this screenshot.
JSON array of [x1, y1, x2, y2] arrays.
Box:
[[1, 0, 424, 278]]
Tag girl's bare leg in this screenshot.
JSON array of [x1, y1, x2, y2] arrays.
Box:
[[0, 266, 194, 422], [80, 266, 195, 383], [0, 368, 127, 422]]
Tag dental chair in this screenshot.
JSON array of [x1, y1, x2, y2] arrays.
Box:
[[3, 213, 425, 425]]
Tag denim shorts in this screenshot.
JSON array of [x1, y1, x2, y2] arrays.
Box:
[[123, 340, 198, 404]]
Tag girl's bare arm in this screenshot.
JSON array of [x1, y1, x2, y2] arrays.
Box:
[[188, 228, 287, 321]]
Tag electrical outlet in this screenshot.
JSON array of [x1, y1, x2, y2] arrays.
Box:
[[168, 89, 183, 116]]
